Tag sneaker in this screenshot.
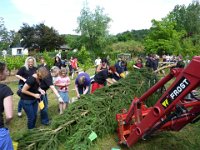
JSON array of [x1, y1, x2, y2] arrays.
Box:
[[17, 112, 22, 117]]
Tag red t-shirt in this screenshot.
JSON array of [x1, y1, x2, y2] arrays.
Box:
[[70, 59, 77, 69]]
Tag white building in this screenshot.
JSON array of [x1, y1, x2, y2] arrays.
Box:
[[11, 47, 28, 56]]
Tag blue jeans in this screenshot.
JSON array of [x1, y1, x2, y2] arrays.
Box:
[[0, 128, 14, 150], [17, 84, 23, 113], [21, 99, 38, 129], [40, 94, 49, 125]]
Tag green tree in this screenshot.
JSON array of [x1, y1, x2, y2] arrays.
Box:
[[77, 46, 93, 71], [76, 5, 111, 56], [115, 29, 149, 42], [167, 1, 200, 56], [144, 18, 184, 55], [19, 23, 65, 51], [108, 40, 144, 56], [65, 34, 82, 50], [116, 31, 133, 42], [170, 1, 200, 35], [0, 17, 10, 50]]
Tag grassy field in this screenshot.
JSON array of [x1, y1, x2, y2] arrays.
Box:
[[5, 68, 200, 150]]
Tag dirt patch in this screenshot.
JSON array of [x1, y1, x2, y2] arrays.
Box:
[[1, 75, 18, 84]]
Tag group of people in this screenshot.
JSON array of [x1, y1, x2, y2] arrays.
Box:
[[91, 57, 128, 93], [14, 55, 112, 130], [15, 55, 129, 129], [0, 53, 128, 149], [1, 52, 190, 149], [54, 55, 78, 79]]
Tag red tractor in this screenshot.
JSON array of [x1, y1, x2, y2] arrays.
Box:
[[116, 56, 200, 147]]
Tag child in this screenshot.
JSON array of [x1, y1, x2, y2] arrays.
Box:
[[54, 68, 70, 114], [50, 66, 60, 85]]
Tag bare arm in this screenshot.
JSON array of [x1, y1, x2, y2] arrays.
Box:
[[96, 64, 102, 73], [49, 85, 61, 98], [15, 75, 26, 82], [106, 78, 114, 84], [3, 96, 13, 125], [133, 65, 140, 69], [83, 86, 90, 95]]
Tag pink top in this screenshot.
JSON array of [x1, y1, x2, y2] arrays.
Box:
[[55, 76, 70, 92]]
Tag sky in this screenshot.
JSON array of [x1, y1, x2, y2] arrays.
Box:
[[0, 0, 193, 35]]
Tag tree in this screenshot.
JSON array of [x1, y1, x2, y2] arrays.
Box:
[[76, 5, 111, 56], [170, 1, 200, 35], [107, 40, 144, 56], [65, 34, 82, 50], [144, 18, 184, 55], [9, 31, 21, 48], [165, 1, 200, 56], [0, 17, 10, 50], [115, 29, 149, 42], [19, 23, 65, 51]]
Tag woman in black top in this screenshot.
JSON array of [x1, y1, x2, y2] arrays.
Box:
[[91, 67, 115, 93], [54, 56, 62, 69], [15, 56, 37, 117], [38, 57, 63, 125], [21, 66, 49, 129], [0, 62, 14, 149]]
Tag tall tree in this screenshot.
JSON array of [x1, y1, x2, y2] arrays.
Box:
[[169, 1, 200, 46], [144, 18, 184, 55], [65, 34, 82, 50], [170, 1, 200, 35], [19, 23, 65, 51], [165, 0, 200, 56], [0, 17, 10, 50], [76, 5, 111, 55]]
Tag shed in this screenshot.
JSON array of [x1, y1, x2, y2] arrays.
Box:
[[11, 43, 28, 56]]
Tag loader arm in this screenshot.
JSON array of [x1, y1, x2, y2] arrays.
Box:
[[116, 56, 200, 147]]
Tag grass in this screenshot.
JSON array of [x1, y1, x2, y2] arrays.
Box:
[[91, 125, 200, 150], [6, 67, 200, 150]]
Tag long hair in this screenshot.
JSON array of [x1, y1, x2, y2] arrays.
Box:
[[24, 56, 37, 70], [37, 66, 49, 79], [0, 62, 6, 74]]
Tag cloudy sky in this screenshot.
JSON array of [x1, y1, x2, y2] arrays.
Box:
[[0, 0, 192, 35]]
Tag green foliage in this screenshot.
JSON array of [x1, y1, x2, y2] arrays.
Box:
[[19, 23, 65, 51], [170, 1, 200, 35], [116, 29, 149, 42], [165, 1, 200, 56], [0, 56, 25, 71], [77, 46, 93, 71], [76, 5, 111, 55], [108, 40, 144, 56], [65, 34, 82, 50], [37, 51, 55, 67], [0, 17, 13, 50], [144, 19, 184, 55]]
